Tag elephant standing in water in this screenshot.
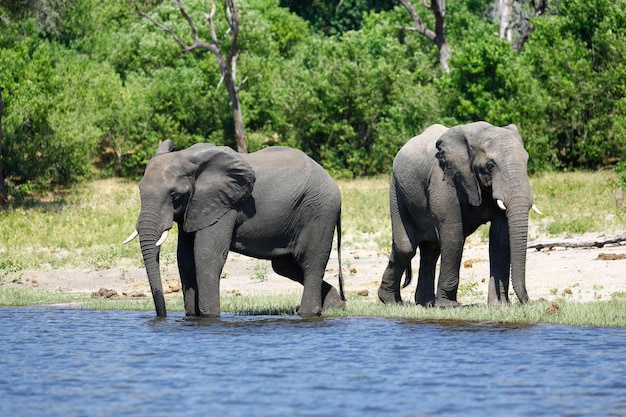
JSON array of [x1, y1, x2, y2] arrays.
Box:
[[124, 141, 345, 317], [378, 122, 541, 307]]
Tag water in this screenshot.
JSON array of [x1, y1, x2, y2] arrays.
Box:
[[1, 307, 625, 417]]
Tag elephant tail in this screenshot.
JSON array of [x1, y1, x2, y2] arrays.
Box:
[[336, 214, 346, 301], [401, 264, 412, 289]]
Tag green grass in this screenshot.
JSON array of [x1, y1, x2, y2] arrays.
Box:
[[3, 287, 625, 327], [327, 296, 626, 327], [0, 287, 91, 306], [0, 179, 177, 277], [1, 172, 626, 326], [529, 170, 626, 237]]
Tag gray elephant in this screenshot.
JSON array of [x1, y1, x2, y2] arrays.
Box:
[[378, 122, 541, 307], [124, 141, 345, 318]]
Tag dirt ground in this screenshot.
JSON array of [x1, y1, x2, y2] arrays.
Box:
[[14, 232, 626, 306]]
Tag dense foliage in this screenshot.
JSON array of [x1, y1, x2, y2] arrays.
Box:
[[0, 0, 625, 195]]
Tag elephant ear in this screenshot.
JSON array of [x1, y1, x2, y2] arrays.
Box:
[[503, 123, 525, 147], [436, 127, 482, 206], [155, 139, 176, 156], [183, 144, 256, 233]]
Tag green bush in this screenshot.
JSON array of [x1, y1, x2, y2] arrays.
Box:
[[1, 40, 116, 189], [1, 0, 626, 193]]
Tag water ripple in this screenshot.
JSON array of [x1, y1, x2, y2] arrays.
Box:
[[0, 307, 625, 416]]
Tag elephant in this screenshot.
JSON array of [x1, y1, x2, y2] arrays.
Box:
[[124, 141, 346, 318], [378, 122, 541, 307]]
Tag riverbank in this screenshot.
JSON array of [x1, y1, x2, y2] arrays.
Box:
[[10, 232, 626, 306]]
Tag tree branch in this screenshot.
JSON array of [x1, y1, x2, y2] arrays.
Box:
[[398, 0, 436, 41], [132, 0, 248, 152], [398, 0, 450, 72], [131, 0, 217, 54], [528, 233, 626, 250]]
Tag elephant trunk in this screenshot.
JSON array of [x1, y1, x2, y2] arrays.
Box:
[[138, 210, 167, 317], [505, 195, 531, 304]]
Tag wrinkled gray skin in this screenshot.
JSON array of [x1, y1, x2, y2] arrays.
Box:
[[129, 141, 345, 318], [378, 122, 535, 307]]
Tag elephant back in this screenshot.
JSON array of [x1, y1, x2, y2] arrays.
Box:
[[393, 124, 449, 197], [244, 147, 338, 201]]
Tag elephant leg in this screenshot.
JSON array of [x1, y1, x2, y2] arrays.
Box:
[[193, 212, 237, 317], [271, 255, 320, 317], [488, 215, 511, 305], [379, 245, 414, 304], [379, 182, 417, 304], [177, 230, 199, 316], [415, 241, 440, 307], [271, 256, 345, 313], [434, 225, 464, 307]]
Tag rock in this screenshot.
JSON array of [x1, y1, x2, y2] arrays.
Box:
[[91, 287, 118, 298], [546, 302, 561, 314]]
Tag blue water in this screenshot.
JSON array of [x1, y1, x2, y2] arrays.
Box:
[[1, 307, 625, 417]]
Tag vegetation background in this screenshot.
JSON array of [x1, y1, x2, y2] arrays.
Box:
[[1, 0, 625, 199]]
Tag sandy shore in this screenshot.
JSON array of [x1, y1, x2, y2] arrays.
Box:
[[12, 232, 626, 306]]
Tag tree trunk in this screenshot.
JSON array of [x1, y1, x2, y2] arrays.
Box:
[[431, 0, 450, 73], [498, 0, 515, 42], [398, 0, 451, 73], [224, 73, 247, 153]]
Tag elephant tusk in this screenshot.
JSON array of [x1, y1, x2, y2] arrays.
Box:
[[122, 230, 138, 245], [496, 199, 507, 211], [531, 204, 543, 215], [155, 229, 170, 247]]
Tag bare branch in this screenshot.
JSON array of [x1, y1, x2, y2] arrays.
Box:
[[132, 0, 248, 152], [528, 233, 626, 250], [398, 0, 436, 41], [398, 0, 450, 72], [232, 50, 239, 90], [239, 73, 262, 89], [335, 0, 344, 14], [131, 0, 188, 50], [204, 2, 219, 45], [131, 0, 216, 53], [225, 0, 239, 66]]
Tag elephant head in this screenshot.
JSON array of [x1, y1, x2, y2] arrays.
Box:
[[435, 122, 539, 304], [124, 140, 255, 317]]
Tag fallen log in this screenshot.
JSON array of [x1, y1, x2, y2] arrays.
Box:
[[527, 232, 626, 250]]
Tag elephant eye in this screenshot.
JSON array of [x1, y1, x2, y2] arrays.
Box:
[[485, 160, 495, 174], [171, 191, 182, 203]]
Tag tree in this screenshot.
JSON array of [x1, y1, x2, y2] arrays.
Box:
[[397, 0, 450, 72], [132, 0, 248, 153], [488, 0, 554, 50], [280, 0, 395, 36], [497, 0, 514, 42]]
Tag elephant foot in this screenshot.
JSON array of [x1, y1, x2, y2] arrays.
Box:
[[488, 278, 511, 305], [297, 307, 322, 318], [433, 297, 461, 308], [377, 286, 402, 305], [487, 298, 510, 306], [322, 286, 346, 311], [198, 311, 221, 318], [415, 292, 435, 307]]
